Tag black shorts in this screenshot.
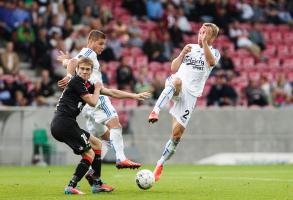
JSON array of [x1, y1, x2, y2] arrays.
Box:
[[50, 113, 91, 155]]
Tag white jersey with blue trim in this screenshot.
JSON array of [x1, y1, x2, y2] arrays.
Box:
[[174, 44, 221, 97], [75, 47, 102, 84]]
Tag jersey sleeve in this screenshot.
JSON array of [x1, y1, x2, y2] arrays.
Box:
[[74, 48, 94, 59], [69, 77, 90, 96]]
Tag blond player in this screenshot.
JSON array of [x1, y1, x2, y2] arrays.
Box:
[[148, 23, 221, 181]]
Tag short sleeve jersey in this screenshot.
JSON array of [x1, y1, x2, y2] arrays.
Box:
[[174, 44, 221, 97], [75, 48, 102, 84], [56, 75, 94, 118]]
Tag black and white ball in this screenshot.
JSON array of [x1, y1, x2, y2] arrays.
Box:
[[135, 169, 155, 190]]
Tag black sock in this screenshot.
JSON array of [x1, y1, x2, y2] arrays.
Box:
[[91, 150, 101, 183], [68, 158, 91, 188]]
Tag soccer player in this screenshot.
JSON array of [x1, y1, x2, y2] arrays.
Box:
[[148, 23, 221, 182], [51, 57, 111, 195], [57, 30, 144, 170], [51, 57, 150, 194]]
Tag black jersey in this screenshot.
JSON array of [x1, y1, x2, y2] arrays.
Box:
[[56, 75, 94, 119]]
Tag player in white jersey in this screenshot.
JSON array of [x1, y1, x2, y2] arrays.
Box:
[[148, 23, 221, 182], [57, 30, 150, 183]]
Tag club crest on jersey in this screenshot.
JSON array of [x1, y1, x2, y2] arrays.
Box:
[[183, 55, 204, 70]]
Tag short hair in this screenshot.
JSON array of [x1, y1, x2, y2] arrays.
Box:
[[78, 57, 93, 69], [203, 23, 219, 38], [88, 30, 106, 42]]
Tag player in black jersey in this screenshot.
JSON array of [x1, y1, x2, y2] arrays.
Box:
[[51, 57, 113, 194], [51, 57, 150, 195]]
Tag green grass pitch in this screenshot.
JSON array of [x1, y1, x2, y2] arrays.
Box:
[[0, 164, 293, 200]]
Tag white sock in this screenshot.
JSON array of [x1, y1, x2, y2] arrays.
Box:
[[153, 85, 176, 113], [157, 139, 180, 166], [101, 140, 112, 160], [110, 128, 126, 162]]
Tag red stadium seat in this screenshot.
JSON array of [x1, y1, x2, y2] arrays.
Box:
[[135, 56, 148, 67], [124, 99, 138, 108]]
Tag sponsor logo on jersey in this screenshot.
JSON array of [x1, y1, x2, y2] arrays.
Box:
[[183, 55, 204, 70]]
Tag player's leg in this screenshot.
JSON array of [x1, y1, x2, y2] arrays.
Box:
[[87, 134, 114, 193], [106, 117, 142, 169], [149, 76, 182, 123], [153, 118, 185, 182], [65, 148, 94, 194], [100, 130, 112, 159], [51, 116, 92, 194]]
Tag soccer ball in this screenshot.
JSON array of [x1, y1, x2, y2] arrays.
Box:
[[135, 169, 155, 190]]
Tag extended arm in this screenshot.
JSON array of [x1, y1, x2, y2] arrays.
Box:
[[171, 45, 192, 73], [100, 87, 151, 100], [202, 28, 216, 67]]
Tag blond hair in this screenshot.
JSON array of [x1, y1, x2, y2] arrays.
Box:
[[203, 23, 219, 38], [78, 57, 93, 69]]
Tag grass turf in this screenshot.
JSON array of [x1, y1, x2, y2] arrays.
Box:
[[0, 164, 293, 200]]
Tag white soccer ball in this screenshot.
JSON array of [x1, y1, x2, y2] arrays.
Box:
[[135, 169, 155, 190]]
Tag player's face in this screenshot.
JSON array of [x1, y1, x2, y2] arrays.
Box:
[[198, 25, 213, 45], [93, 38, 106, 55], [77, 63, 92, 80]]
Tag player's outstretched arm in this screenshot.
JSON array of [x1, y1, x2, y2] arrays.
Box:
[[101, 87, 151, 100], [171, 45, 192, 73]]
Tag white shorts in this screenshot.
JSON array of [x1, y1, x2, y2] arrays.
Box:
[[82, 95, 118, 137], [166, 75, 197, 128]]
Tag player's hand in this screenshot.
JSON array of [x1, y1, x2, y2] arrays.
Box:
[[94, 81, 103, 91], [135, 91, 152, 100], [57, 50, 70, 63], [57, 75, 70, 89], [202, 26, 212, 43], [181, 45, 192, 56]]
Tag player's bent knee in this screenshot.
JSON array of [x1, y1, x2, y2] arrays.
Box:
[[83, 148, 95, 159]]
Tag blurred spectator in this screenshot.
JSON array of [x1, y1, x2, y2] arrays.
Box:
[[248, 22, 265, 50], [62, 18, 74, 39], [116, 57, 135, 90], [236, 0, 254, 22], [66, 2, 80, 25], [0, 76, 14, 105], [0, 42, 20, 75], [271, 74, 292, 107], [39, 69, 55, 98], [34, 28, 51, 70], [260, 75, 272, 105], [245, 78, 268, 107], [14, 90, 29, 106], [51, 40, 66, 79], [75, 0, 98, 17], [162, 32, 174, 60], [128, 17, 143, 48], [168, 22, 183, 48], [251, 0, 266, 22], [134, 68, 152, 105], [122, 0, 146, 19], [265, 1, 280, 24], [99, 5, 113, 25], [182, 0, 196, 21], [143, 31, 167, 62], [228, 20, 261, 59], [80, 6, 94, 26], [151, 73, 165, 100], [176, 7, 192, 34], [217, 47, 235, 73], [15, 19, 35, 60], [106, 31, 122, 60], [113, 19, 129, 44], [146, 0, 163, 21], [207, 73, 238, 106]]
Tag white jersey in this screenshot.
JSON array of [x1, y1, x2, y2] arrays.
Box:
[[174, 44, 221, 97], [75, 47, 102, 84]]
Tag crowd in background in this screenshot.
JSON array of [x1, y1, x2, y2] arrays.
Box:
[[0, 0, 293, 108]]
